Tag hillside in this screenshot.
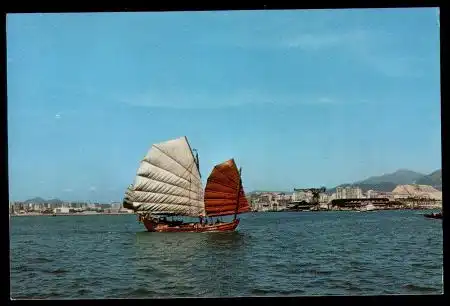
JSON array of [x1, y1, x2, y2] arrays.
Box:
[[357, 169, 425, 185], [328, 169, 442, 194], [23, 197, 46, 204], [23, 197, 64, 204], [415, 169, 442, 190]]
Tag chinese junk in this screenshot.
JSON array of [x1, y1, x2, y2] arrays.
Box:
[[123, 136, 250, 232]]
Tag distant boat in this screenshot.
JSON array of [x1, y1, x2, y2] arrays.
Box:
[[123, 136, 251, 232], [424, 212, 442, 220], [360, 203, 376, 212]]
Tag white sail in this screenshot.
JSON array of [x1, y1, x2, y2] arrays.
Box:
[[124, 136, 205, 217]]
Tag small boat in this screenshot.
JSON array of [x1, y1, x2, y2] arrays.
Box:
[[424, 212, 443, 219], [123, 136, 251, 232], [360, 203, 376, 212]]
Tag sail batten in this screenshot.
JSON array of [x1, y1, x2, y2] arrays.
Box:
[[132, 191, 202, 205], [125, 136, 205, 217], [206, 178, 237, 190], [152, 144, 199, 179], [213, 168, 240, 185], [140, 152, 202, 189], [208, 168, 239, 186], [138, 159, 201, 187], [132, 202, 197, 214], [134, 176, 201, 198], [204, 159, 251, 217]]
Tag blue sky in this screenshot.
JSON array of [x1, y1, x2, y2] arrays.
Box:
[[7, 8, 441, 202]]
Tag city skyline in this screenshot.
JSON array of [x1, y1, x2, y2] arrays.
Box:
[[10, 167, 441, 203], [7, 8, 441, 202]]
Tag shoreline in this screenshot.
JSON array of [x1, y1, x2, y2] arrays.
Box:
[[10, 208, 441, 217], [257, 208, 441, 213], [10, 212, 135, 217]]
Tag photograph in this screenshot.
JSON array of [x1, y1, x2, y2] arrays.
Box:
[[7, 7, 442, 299]]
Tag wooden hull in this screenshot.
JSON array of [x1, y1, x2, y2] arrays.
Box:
[[143, 218, 240, 232], [424, 213, 443, 220]]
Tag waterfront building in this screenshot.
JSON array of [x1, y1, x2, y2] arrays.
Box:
[[357, 187, 363, 198], [319, 193, 329, 203], [53, 207, 70, 214], [258, 193, 272, 203], [111, 202, 121, 209], [392, 184, 442, 200], [250, 192, 292, 212], [367, 190, 377, 198], [336, 187, 346, 199], [347, 186, 362, 199], [276, 201, 288, 211], [292, 189, 313, 202], [377, 192, 394, 200], [275, 193, 291, 210], [336, 186, 362, 199]]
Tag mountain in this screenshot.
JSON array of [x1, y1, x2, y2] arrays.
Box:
[[357, 169, 425, 185], [23, 197, 64, 204], [23, 197, 46, 204], [328, 169, 441, 194], [415, 169, 442, 190]]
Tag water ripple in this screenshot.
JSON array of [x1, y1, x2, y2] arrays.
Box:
[[10, 211, 443, 299], [402, 284, 439, 293]]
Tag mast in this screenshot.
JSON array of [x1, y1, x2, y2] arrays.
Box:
[[193, 149, 201, 178], [233, 167, 242, 220]]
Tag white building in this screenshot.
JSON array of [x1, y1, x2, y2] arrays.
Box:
[[336, 187, 346, 199], [53, 207, 70, 214], [292, 189, 313, 202], [111, 202, 121, 209], [366, 190, 377, 198], [336, 186, 362, 199], [319, 193, 329, 203]]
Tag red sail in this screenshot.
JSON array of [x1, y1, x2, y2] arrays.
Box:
[[204, 159, 250, 217]]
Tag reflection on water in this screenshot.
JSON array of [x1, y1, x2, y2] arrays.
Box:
[[132, 230, 251, 297], [10, 211, 443, 298], [133, 230, 248, 262], [203, 231, 247, 248]]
